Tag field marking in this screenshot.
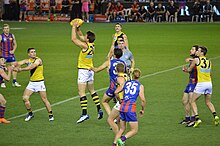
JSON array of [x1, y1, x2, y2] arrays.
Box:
[[8, 56, 220, 120]]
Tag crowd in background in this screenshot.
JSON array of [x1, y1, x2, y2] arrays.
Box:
[[0, 0, 218, 22]]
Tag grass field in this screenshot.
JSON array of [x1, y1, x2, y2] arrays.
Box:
[[1, 22, 220, 146]]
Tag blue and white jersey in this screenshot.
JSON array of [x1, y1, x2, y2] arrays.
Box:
[[109, 58, 126, 83], [120, 49, 133, 69]]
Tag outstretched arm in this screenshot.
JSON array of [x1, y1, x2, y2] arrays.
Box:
[[92, 60, 109, 73], [19, 58, 41, 71], [182, 58, 199, 73]]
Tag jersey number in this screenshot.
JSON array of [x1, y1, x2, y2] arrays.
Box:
[[201, 58, 211, 69], [125, 82, 138, 95]]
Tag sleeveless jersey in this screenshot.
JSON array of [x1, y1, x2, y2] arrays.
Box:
[[109, 58, 126, 83], [196, 56, 211, 82], [113, 32, 124, 48], [78, 42, 94, 69], [117, 73, 129, 100], [188, 62, 197, 84], [28, 57, 44, 82], [120, 80, 141, 113], [1, 33, 14, 57]]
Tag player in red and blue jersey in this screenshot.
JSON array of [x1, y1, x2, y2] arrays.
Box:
[[180, 45, 198, 126], [0, 56, 13, 123], [113, 68, 146, 146], [92, 49, 126, 117], [19, 0, 28, 22], [0, 24, 21, 88]]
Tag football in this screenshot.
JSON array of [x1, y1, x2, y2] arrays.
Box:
[[70, 18, 83, 27]]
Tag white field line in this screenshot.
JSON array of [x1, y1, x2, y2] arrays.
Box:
[[8, 56, 220, 120]]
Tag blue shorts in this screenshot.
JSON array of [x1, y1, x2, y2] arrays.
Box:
[[184, 83, 196, 93], [3, 55, 16, 63], [120, 112, 137, 122], [105, 81, 116, 98], [20, 7, 27, 12]]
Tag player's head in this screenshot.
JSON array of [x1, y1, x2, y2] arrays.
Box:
[[0, 56, 6, 66], [86, 31, 95, 43], [27, 48, 37, 58], [190, 45, 199, 57], [114, 48, 123, 59], [115, 23, 122, 32], [132, 68, 141, 80], [198, 46, 208, 56], [3, 24, 10, 34], [116, 63, 125, 73], [117, 37, 125, 49]]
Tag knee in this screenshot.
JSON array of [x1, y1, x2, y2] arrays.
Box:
[[0, 98, 6, 105]]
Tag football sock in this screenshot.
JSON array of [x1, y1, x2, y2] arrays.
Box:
[[48, 111, 53, 117], [1, 80, 4, 83], [121, 136, 127, 142], [195, 115, 199, 121], [212, 112, 217, 118], [27, 108, 33, 115], [80, 96, 88, 115], [0, 106, 6, 118], [185, 116, 190, 121], [13, 79, 16, 84], [91, 92, 101, 112], [191, 116, 195, 121]]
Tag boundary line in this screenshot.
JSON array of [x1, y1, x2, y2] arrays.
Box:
[[8, 56, 220, 120]]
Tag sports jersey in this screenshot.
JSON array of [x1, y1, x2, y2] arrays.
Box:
[[28, 57, 44, 82], [120, 80, 141, 113], [117, 73, 128, 99], [1, 33, 14, 58], [196, 56, 211, 83], [113, 32, 124, 48], [188, 62, 197, 84], [78, 42, 94, 69], [120, 49, 133, 69]]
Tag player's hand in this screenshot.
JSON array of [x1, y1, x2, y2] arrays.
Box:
[[182, 66, 187, 72], [185, 58, 193, 63], [7, 66, 13, 72], [139, 110, 144, 117], [10, 50, 15, 54]]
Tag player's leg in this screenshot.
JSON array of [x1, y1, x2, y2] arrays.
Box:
[[108, 107, 120, 134], [205, 94, 219, 126], [11, 61, 21, 87], [113, 120, 126, 146], [23, 89, 34, 121], [191, 92, 202, 127], [124, 121, 138, 140], [39, 91, 54, 121], [0, 94, 10, 123], [180, 92, 191, 124]]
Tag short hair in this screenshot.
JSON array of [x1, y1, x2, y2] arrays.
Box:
[[3, 24, 9, 29], [192, 45, 199, 51], [116, 63, 125, 73], [114, 49, 123, 59], [199, 46, 208, 56], [115, 23, 122, 27], [87, 31, 96, 43], [132, 68, 141, 80], [27, 48, 35, 53], [0, 56, 4, 59], [117, 36, 124, 42]]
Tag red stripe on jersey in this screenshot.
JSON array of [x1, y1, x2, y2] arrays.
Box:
[[130, 103, 136, 112], [124, 100, 130, 112]]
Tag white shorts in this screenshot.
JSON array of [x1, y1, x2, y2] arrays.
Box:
[[113, 101, 120, 111], [78, 69, 94, 83], [194, 82, 212, 95], [26, 81, 46, 92]]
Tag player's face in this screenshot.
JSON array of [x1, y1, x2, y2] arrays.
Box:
[[0, 58, 6, 66], [190, 47, 196, 56], [196, 48, 202, 56], [118, 41, 124, 49], [115, 25, 122, 32], [28, 49, 36, 58], [3, 26, 10, 34]]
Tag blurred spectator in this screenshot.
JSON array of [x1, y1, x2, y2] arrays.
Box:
[[105, 1, 114, 21], [203, 0, 213, 22], [61, 0, 70, 17], [35, 0, 42, 16], [166, 1, 179, 22], [146, 1, 155, 22], [94, 0, 101, 14], [70, 0, 81, 21], [128, 0, 139, 22], [4, 0, 10, 20], [155, 2, 165, 22], [137, 5, 147, 22], [48, 0, 57, 21], [81, 0, 91, 22], [0, 0, 3, 21], [114, 1, 124, 20], [9, 0, 19, 20], [191, 0, 203, 22], [19, 0, 28, 22]]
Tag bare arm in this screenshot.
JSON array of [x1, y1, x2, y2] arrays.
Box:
[[139, 84, 146, 117], [71, 26, 88, 50], [0, 66, 13, 81], [114, 78, 125, 103], [182, 58, 199, 73], [106, 34, 115, 60], [10, 34, 17, 54], [92, 60, 109, 73], [76, 27, 86, 42], [20, 58, 41, 71], [123, 34, 129, 49]]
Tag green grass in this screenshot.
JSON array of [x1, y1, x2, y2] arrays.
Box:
[[1, 22, 220, 146]]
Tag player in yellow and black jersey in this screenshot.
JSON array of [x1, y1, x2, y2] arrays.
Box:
[[71, 20, 103, 124], [15, 48, 54, 122]]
